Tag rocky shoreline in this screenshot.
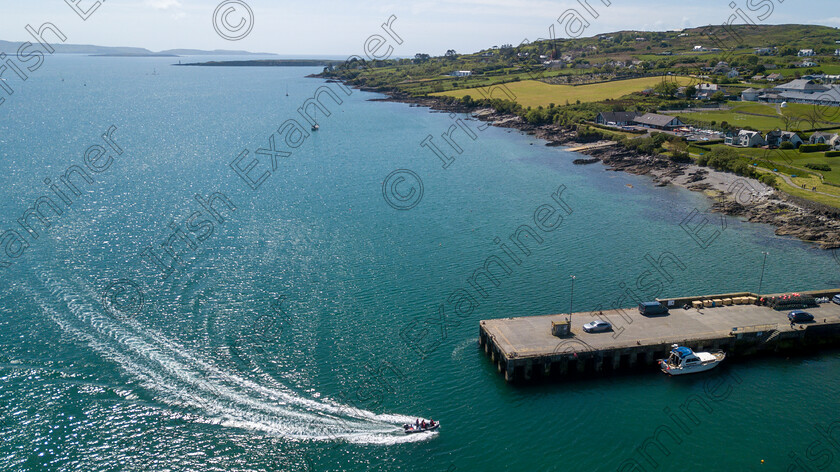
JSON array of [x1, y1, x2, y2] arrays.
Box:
[[357, 84, 840, 249]]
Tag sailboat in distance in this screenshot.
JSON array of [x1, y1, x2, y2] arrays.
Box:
[[311, 104, 319, 131]]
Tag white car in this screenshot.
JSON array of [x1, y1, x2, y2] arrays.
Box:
[[583, 320, 612, 333]]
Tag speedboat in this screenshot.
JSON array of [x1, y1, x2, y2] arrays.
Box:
[[659, 344, 725, 375], [403, 421, 440, 434]]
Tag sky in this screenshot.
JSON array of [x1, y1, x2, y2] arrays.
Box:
[[1, 0, 839, 56]]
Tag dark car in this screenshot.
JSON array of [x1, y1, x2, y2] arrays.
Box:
[[639, 301, 669, 316], [583, 320, 612, 333], [788, 310, 814, 323]]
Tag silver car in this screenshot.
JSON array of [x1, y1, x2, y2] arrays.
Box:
[[583, 320, 612, 333]]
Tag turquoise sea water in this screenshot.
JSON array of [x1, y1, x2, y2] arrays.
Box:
[[1, 55, 840, 471]]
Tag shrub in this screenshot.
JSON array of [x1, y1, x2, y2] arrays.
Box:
[[670, 150, 692, 163], [805, 163, 831, 171], [623, 132, 669, 155], [780, 141, 795, 150], [825, 150, 840, 157], [759, 174, 777, 187], [799, 144, 831, 153], [696, 147, 758, 179]]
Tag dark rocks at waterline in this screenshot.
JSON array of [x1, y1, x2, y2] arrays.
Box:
[[686, 169, 708, 183], [710, 196, 840, 249], [573, 158, 600, 165]]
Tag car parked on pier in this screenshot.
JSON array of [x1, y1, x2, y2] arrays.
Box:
[[788, 310, 814, 323], [583, 320, 612, 333], [832, 294, 840, 305], [639, 301, 669, 316]]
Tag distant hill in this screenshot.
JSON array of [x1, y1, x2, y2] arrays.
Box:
[[178, 59, 345, 67], [0, 40, 273, 56]]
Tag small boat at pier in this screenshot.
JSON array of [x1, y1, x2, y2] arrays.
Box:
[[659, 344, 725, 375]]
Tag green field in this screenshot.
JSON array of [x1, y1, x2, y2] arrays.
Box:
[[771, 64, 840, 77], [669, 101, 840, 132], [432, 76, 695, 108]]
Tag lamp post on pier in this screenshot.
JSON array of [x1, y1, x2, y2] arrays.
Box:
[[758, 252, 769, 295], [569, 275, 576, 322]]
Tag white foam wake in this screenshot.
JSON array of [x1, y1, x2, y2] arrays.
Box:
[[32, 270, 429, 445]]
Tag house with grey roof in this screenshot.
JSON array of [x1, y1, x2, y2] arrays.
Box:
[[595, 111, 641, 127], [773, 79, 829, 94], [765, 130, 803, 148], [726, 130, 765, 148], [809, 131, 833, 144], [754, 80, 840, 107], [741, 88, 761, 101], [632, 113, 684, 130]]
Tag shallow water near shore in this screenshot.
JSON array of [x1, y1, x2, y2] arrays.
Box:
[[1, 55, 839, 471]]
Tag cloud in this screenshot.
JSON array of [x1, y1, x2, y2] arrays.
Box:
[[145, 0, 182, 10]]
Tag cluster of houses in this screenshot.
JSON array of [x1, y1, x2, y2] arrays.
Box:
[[725, 129, 840, 150], [741, 79, 840, 107]]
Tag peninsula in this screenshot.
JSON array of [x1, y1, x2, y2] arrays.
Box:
[[316, 24, 840, 248]]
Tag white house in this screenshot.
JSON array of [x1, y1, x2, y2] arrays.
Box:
[[727, 130, 766, 147], [798, 49, 815, 57], [452, 70, 472, 77], [741, 88, 761, 101], [765, 130, 803, 148], [809, 131, 833, 144], [694, 45, 705, 51]]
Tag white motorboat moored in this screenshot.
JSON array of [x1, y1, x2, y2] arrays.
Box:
[[659, 344, 725, 375]]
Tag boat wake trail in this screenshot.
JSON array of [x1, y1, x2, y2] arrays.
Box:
[[31, 270, 428, 444]]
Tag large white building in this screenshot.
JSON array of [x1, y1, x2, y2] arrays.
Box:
[[746, 79, 840, 107]]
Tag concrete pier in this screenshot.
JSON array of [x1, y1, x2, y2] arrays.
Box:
[[479, 289, 840, 382]]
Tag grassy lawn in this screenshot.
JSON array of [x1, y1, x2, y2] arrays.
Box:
[[771, 173, 840, 209], [669, 101, 840, 132], [789, 174, 840, 197], [772, 64, 840, 77], [674, 106, 786, 130], [431, 76, 695, 108]]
